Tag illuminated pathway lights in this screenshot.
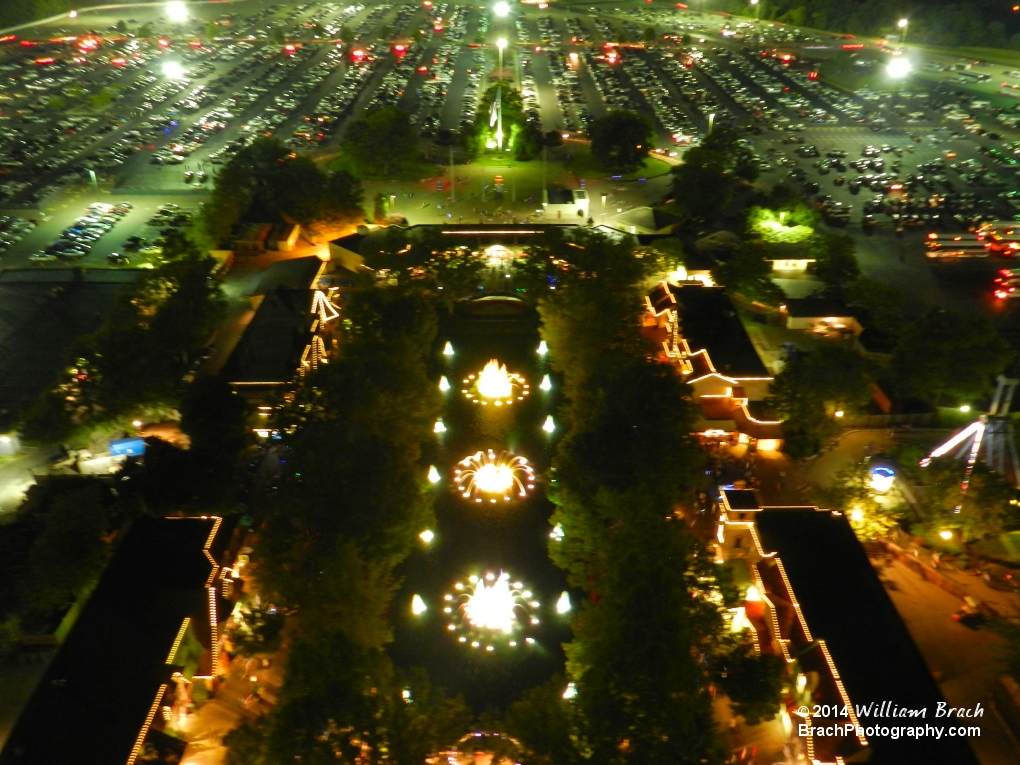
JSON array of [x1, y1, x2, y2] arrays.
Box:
[[454, 450, 535, 502], [445, 572, 539, 650], [463, 359, 529, 406]]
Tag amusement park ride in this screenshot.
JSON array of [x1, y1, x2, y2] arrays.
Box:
[[920, 375, 1020, 509]]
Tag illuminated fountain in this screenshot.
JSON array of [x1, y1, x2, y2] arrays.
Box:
[[454, 450, 535, 502], [463, 359, 529, 406], [444, 571, 539, 650]]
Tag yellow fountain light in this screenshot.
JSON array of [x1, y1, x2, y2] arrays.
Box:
[[454, 450, 535, 502], [445, 571, 538, 648], [463, 359, 529, 405], [478, 359, 514, 399]]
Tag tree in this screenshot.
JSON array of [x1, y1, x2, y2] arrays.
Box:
[[224, 717, 270, 765], [915, 458, 1017, 542], [271, 27, 286, 44], [504, 677, 579, 765], [811, 233, 859, 294], [322, 169, 366, 225], [745, 206, 814, 243], [710, 240, 784, 304], [711, 643, 785, 725], [23, 484, 113, 616], [846, 277, 903, 339], [767, 345, 874, 457], [814, 462, 905, 539], [342, 107, 422, 178], [199, 137, 364, 245], [671, 147, 737, 223], [701, 125, 759, 182], [373, 192, 388, 223], [137, 23, 153, 38], [589, 110, 654, 173], [892, 308, 1013, 406]]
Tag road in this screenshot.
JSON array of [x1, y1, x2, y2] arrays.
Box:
[[870, 547, 1020, 765]]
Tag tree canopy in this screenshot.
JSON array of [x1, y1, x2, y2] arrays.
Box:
[[589, 110, 654, 173], [341, 107, 423, 178], [767, 345, 874, 457], [199, 137, 364, 247], [891, 307, 1013, 406]]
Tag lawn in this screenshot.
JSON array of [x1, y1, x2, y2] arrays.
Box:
[[565, 149, 672, 181], [327, 153, 440, 182]]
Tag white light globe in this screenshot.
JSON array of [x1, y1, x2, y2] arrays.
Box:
[[166, 1, 188, 22], [887, 57, 911, 78], [494, 1, 510, 17]]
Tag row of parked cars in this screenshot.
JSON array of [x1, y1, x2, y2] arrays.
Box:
[[30, 202, 132, 262]]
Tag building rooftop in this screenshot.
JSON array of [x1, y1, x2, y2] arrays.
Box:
[[222, 288, 315, 386], [244, 255, 324, 297], [0, 516, 226, 765], [673, 286, 769, 378], [755, 508, 979, 765], [783, 296, 852, 319], [722, 488, 761, 511]]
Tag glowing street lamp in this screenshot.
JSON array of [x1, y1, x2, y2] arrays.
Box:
[[428, 465, 441, 483], [542, 415, 556, 433], [939, 529, 953, 540], [750, 0, 760, 22], [442, 341, 455, 356], [887, 56, 911, 79], [166, 1, 188, 22], [556, 591, 571, 614], [420, 529, 435, 544], [412, 594, 428, 615], [539, 374, 552, 391], [439, 375, 451, 392], [161, 60, 185, 79], [537, 340, 548, 356], [494, 1, 511, 17], [871, 467, 895, 493], [897, 17, 909, 45]]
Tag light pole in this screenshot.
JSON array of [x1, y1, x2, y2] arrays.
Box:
[[898, 18, 909, 45], [496, 37, 507, 151], [750, 0, 760, 23], [707, 112, 716, 136]]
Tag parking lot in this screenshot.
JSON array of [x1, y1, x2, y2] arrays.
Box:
[[6, 1, 1020, 328]]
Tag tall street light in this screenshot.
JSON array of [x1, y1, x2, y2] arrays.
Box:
[[166, 1, 188, 22], [898, 18, 909, 45], [494, 1, 510, 17], [496, 37, 507, 150], [750, 0, 760, 23]]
